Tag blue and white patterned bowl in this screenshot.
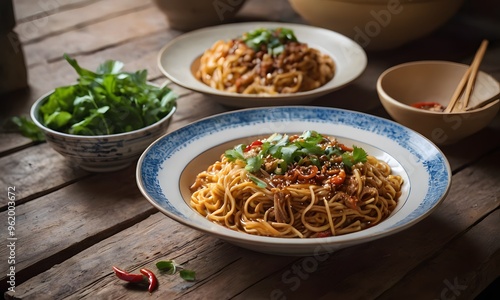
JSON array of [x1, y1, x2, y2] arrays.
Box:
[[31, 88, 176, 173], [137, 106, 451, 256]]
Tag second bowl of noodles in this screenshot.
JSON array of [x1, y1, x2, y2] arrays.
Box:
[[158, 22, 367, 107]]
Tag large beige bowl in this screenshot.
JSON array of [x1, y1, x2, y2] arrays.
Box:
[[153, 0, 247, 31], [288, 0, 465, 50], [377, 61, 500, 146]]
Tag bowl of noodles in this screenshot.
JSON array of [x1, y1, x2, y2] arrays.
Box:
[[157, 22, 367, 107], [137, 106, 451, 256]]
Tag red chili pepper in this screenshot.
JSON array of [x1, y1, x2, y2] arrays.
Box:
[[112, 266, 145, 283], [244, 140, 263, 152], [330, 169, 346, 185], [339, 143, 353, 152], [316, 230, 332, 238], [296, 165, 318, 180], [140, 268, 158, 293], [411, 102, 445, 112], [345, 196, 359, 210]]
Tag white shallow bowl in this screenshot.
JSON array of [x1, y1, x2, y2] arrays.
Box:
[[158, 22, 367, 108], [31, 89, 177, 173], [137, 106, 451, 256]]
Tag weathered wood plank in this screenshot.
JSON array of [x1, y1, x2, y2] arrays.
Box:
[[0, 133, 32, 156], [3, 211, 298, 300], [167, 92, 227, 131], [0, 163, 155, 293], [378, 209, 500, 300], [23, 5, 169, 67], [76, 219, 298, 300], [0, 143, 90, 205], [440, 114, 500, 171], [15, 0, 152, 43], [5, 149, 499, 299], [13, 0, 94, 21]]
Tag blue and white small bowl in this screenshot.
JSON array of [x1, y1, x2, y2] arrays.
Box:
[[30, 88, 176, 172]]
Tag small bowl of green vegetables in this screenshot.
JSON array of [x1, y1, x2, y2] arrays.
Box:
[[30, 55, 178, 172]]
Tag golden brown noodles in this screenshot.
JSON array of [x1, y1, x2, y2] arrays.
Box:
[[189, 131, 403, 238], [195, 28, 335, 95]]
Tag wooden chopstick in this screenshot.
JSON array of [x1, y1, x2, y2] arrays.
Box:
[[461, 39, 488, 110], [444, 67, 471, 113], [444, 39, 489, 113]]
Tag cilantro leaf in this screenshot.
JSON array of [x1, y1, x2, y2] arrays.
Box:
[[280, 144, 298, 167], [342, 146, 368, 168], [245, 155, 263, 173], [225, 144, 245, 161], [96, 59, 124, 74], [242, 28, 298, 56], [155, 260, 196, 282], [179, 269, 196, 281], [44, 111, 72, 130], [352, 146, 368, 163], [156, 260, 177, 275], [63, 53, 98, 80], [342, 153, 354, 168], [248, 175, 267, 188], [224, 132, 369, 175], [10, 116, 45, 142]]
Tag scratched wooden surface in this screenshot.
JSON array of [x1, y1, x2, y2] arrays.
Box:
[[1, 0, 499, 299]]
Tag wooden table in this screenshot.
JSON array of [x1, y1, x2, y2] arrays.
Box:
[[1, 0, 499, 299]]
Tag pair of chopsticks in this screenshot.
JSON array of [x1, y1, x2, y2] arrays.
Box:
[[444, 39, 489, 113]]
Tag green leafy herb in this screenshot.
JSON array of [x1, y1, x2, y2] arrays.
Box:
[[225, 131, 327, 173], [245, 155, 264, 173], [27, 54, 177, 137], [342, 146, 368, 168], [10, 116, 45, 142], [179, 269, 196, 282], [224, 131, 369, 174], [224, 145, 245, 161], [242, 28, 298, 56], [156, 260, 195, 282], [155, 260, 177, 275], [248, 175, 267, 188]]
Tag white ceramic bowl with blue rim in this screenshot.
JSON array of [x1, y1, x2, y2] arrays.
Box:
[[137, 106, 451, 256], [30, 87, 177, 173]]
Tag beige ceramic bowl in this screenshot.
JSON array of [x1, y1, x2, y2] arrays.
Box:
[[377, 61, 500, 145], [288, 0, 465, 50], [153, 0, 247, 31]]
